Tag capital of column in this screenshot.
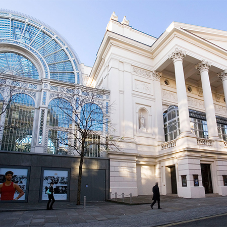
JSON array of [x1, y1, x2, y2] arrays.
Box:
[[218, 70, 227, 82], [169, 48, 186, 63], [152, 71, 162, 81], [196, 60, 211, 74]]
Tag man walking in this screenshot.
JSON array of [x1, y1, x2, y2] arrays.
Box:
[[47, 182, 55, 210], [151, 182, 162, 209], [0, 171, 24, 200]]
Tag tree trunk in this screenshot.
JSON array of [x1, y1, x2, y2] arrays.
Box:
[[77, 135, 85, 205]]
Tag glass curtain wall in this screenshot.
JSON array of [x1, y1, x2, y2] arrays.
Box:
[[1, 93, 35, 152]]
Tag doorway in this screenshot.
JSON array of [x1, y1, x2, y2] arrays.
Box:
[[201, 164, 213, 194], [169, 166, 177, 194]]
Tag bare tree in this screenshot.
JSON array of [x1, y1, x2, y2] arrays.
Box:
[[50, 86, 118, 205]]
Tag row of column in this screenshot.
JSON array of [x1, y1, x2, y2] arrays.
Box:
[[169, 48, 227, 140]]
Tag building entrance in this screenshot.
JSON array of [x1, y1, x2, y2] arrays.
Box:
[[170, 166, 177, 194], [201, 164, 213, 193]]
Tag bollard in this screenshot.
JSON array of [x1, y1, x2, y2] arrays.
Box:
[[115, 192, 117, 201], [122, 193, 124, 202], [130, 193, 132, 204], [109, 192, 112, 200], [84, 196, 86, 209]]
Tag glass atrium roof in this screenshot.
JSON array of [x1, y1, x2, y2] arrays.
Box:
[[0, 9, 81, 84]]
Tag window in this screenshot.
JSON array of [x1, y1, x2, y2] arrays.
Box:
[[163, 106, 180, 142], [47, 98, 72, 155], [190, 118, 208, 139], [223, 175, 227, 186], [84, 134, 100, 157], [217, 123, 227, 141], [2, 94, 35, 152]]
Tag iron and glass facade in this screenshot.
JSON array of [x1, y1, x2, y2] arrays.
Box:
[[0, 10, 110, 156]]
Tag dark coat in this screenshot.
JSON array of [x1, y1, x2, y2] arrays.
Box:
[[152, 185, 160, 200]]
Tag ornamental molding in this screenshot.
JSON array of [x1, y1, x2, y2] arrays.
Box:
[[151, 71, 162, 81], [196, 60, 211, 73], [121, 16, 129, 25], [133, 66, 152, 79], [218, 70, 227, 82], [12, 88, 36, 99], [135, 80, 151, 94], [169, 48, 186, 63], [110, 12, 118, 21]]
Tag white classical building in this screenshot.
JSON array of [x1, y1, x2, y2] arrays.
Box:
[[89, 12, 227, 198]]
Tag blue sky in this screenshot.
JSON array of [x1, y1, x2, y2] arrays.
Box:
[[0, 0, 227, 67]]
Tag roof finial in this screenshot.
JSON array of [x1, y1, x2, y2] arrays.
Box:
[[121, 16, 129, 25], [110, 12, 118, 21]]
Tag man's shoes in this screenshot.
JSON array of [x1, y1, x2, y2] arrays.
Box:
[[47, 208, 50, 210], [150, 205, 153, 209], [158, 207, 162, 209]]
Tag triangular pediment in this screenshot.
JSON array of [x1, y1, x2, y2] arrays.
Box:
[[171, 22, 227, 51]]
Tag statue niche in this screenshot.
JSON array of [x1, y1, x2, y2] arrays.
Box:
[[138, 108, 148, 132]]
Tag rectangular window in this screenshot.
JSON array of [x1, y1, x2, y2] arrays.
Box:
[[181, 175, 187, 187]]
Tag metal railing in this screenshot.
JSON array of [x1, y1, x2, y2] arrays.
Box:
[[109, 192, 133, 204]]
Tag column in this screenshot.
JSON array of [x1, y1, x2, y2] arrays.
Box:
[[152, 71, 165, 142], [170, 49, 192, 135], [218, 70, 227, 110], [0, 86, 10, 148], [196, 60, 219, 139]]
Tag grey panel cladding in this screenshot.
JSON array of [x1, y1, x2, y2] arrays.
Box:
[[0, 151, 110, 203]]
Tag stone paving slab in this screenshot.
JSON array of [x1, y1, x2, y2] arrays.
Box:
[[0, 195, 226, 226]]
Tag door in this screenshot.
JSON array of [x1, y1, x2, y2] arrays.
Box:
[[201, 164, 213, 193], [170, 166, 177, 194], [80, 169, 106, 201]]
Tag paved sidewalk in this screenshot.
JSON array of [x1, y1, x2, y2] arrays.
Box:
[[0, 195, 226, 226]]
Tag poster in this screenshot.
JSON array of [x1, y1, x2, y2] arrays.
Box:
[[0, 167, 28, 201], [42, 169, 69, 201], [181, 175, 187, 187]]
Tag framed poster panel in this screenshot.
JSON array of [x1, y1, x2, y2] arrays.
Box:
[[181, 175, 187, 187], [223, 175, 227, 186], [0, 166, 30, 202], [193, 175, 199, 186], [41, 168, 70, 201]]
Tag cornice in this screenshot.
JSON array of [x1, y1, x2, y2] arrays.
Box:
[[90, 30, 153, 81]]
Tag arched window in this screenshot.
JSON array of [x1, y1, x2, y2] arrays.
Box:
[[47, 98, 72, 155], [1, 93, 35, 152], [0, 53, 39, 79]]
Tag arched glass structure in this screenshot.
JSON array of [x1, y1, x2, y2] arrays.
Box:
[[164, 106, 227, 142], [47, 98, 73, 155], [0, 52, 39, 79], [0, 10, 81, 84], [1, 93, 35, 152]]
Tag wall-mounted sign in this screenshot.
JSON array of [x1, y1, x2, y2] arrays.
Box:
[[0, 167, 29, 201], [41, 169, 69, 201]]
